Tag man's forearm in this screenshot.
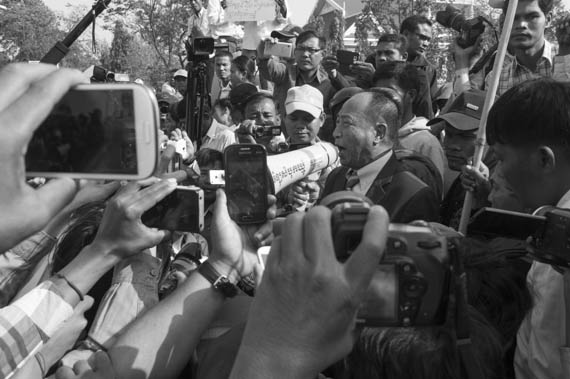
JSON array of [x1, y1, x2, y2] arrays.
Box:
[[55, 242, 120, 307], [108, 269, 226, 379]]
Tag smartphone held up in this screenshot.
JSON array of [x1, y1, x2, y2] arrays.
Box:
[[224, 144, 269, 225], [26, 83, 159, 180]]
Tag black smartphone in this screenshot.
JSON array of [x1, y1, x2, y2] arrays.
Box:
[[25, 83, 158, 180], [336, 49, 359, 75], [224, 144, 269, 224], [468, 207, 545, 240], [142, 186, 204, 232]]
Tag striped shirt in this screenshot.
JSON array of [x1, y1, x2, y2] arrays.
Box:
[[0, 281, 73, 379]]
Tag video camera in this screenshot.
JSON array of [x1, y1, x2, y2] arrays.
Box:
[[186, 36, 215, 60], [321, 192, 451, 327], [436, 5, 486, 48], [469, 207, 570, 268], [91, 66, 115, 83]]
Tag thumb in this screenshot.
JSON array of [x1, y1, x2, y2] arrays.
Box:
[[73, 296, 94, 316], [213, 189, 232, 226]]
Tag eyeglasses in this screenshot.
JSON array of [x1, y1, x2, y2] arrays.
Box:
[[295, 46, 322, 55]]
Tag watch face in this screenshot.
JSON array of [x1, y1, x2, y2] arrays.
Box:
[[217, 279, 238, 298]]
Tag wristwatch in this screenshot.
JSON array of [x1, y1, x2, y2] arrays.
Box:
[[198, 261, 238, 298]]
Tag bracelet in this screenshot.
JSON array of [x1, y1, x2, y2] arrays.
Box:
[[35, 351, 46, 377], [56, 273, 85, 301]]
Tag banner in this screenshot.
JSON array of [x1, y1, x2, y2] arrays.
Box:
[[226, 0, 275, 22]]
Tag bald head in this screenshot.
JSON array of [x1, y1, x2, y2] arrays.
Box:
[[344, 92, 400, 141], [334, 91, 400, 169]]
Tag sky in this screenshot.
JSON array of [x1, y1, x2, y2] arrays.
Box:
[[44, 0, 319, 27]]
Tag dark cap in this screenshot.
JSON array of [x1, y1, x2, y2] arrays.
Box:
[[427, 89, 486, 131], [229, 83, 258, 108], [270, 25, 304, 40], [330, 87, 364, 112]]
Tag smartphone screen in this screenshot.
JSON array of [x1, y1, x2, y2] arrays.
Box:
[[225, 144, 268, 224], [26, 84, 157, 178], [141, 187, 204, 232], [358, 264, 398, 323]]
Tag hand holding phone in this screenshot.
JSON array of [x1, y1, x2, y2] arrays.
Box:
[[26, 83, 158, 180], [95, 179, 177, 258], [0, 63, 86, 253]]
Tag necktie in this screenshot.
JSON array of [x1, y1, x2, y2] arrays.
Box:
[[345, 169, 360, 190]]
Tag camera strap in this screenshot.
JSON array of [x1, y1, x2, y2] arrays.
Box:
[[447, 241, 485, 379]]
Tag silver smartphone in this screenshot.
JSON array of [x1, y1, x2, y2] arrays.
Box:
[[26, 83, 158, 180]]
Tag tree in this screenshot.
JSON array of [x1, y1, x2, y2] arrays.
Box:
[[104, 0, 190, 70], [108, 20, 132, 72], [0, 0, 61, 65]]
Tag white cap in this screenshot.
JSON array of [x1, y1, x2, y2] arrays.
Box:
[[285, 85, 323, 118], [174, 69, 188, 78]]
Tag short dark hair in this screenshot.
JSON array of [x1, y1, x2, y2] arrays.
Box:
[[377, 33, 408, 55], [487, 79, 570, 157], [360, 90, 401, 141], [373, 61, 421, 94], [347, 307, 504, 379], [214, 50, 233, 61], [214, 98, 233, 112], [503, 0, 553, 14], [243, 92, 277, 112], [296, 30, 326, 49], [196, 148, 223, 168], [232, 55, 256, 82], [400, 15, 432, 34]]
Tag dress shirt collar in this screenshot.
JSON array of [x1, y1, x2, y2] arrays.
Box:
[[353, 149, 393, 195], [507, 39, 553, 70]]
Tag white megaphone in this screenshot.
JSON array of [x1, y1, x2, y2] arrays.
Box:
[[267, 142, 339, 194]]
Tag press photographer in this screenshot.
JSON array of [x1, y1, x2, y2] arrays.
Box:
[[452, 0, 555, 97]]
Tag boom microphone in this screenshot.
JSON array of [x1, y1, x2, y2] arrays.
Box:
[[267, 142, 339, 193]]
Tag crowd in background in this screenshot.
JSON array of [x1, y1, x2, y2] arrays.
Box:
[[3, 0, 570, 378]]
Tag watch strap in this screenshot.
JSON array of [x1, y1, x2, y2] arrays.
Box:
[[198, 261, 238, 298]]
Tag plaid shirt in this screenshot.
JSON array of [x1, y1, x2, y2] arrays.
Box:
[[487, 40, 554, 97], [0, 281, 73, 379], [0, 231, 57, 307]]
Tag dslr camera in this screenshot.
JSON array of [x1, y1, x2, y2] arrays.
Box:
[[436, 5, 486, 48], [323, 192, 451, 327]]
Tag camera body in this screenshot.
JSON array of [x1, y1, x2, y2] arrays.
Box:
[[532, 208, 570, 267], [254, 124, 282, 139], [331, 203, 450, 327], [436, 5, 485, 48]]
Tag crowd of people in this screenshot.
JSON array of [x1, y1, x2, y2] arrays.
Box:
[[4, 0, 570, 378]]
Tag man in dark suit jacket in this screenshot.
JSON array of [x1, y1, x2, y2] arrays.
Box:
[[320, 90, 439, 223]]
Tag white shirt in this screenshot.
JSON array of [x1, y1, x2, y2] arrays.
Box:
[[201, 119, 236, 152], [514, 189, 570, 379], [351, 150, 393, 196]]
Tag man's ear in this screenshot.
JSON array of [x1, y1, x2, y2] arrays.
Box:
[[407, 89, 417, 102], [402, 51, 409, 61], [537, 146, 556, 172], [545, 12, 552, 28], [373, 123, 388, 144], [275, 113, 281, 126], [319, 111, 326, 124]]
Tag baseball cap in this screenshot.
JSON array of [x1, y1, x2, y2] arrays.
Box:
[[229, 83, 259, 109], [173, 69, 188, 78], [285, 85, 323, 118], [330, 87, 364, 113], [427, 89, 486, 131]]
